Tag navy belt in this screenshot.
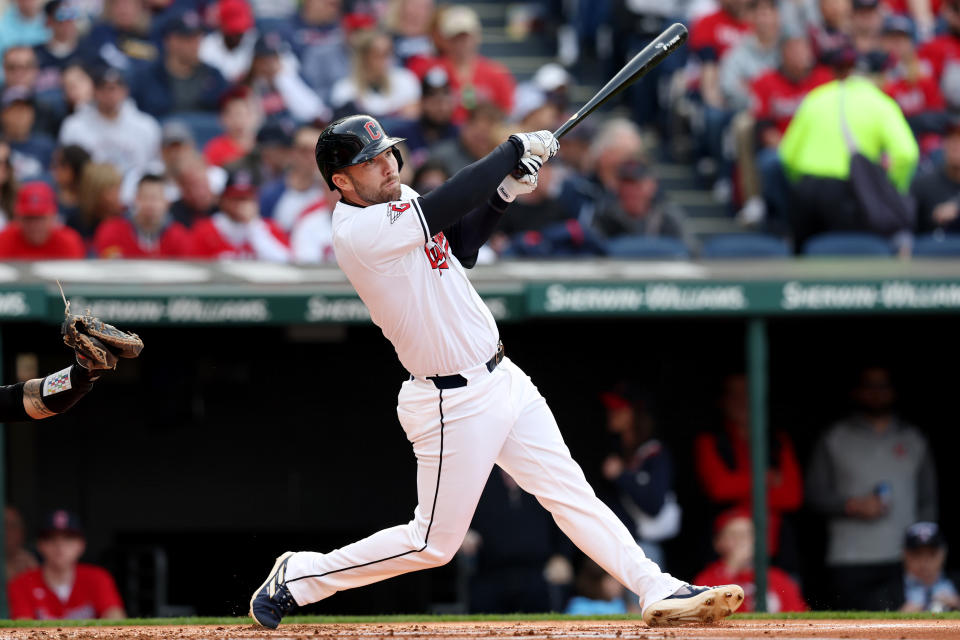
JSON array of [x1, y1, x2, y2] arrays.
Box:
[[413, 341, 504, 389]]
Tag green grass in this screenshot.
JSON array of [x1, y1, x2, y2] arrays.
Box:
[[0, 611, 958, 628]]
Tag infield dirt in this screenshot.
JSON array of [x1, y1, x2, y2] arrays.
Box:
[[2, 619, 959, 640]]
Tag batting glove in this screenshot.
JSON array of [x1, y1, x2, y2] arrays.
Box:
[[497, 172, 538, 203], [509, 130, 559, 162]]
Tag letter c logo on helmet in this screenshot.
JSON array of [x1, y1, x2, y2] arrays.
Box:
[[364, 121, 382, 140]]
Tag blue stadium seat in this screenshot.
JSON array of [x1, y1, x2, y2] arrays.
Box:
[[164, 112, 224, 149], [605, 235, 690, 259], [912, 234, 960, 257], [802, 232, 893, 257], [701, 233, 790, 259]]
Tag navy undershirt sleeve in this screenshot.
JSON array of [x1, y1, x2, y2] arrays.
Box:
[[0, 382, 28, 422], [444, 194, 511, 268], [418, 138, 522, 235]]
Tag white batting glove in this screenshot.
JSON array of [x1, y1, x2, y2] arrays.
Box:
[[497, 172, 538, 203], [509, 130, 559, 162]]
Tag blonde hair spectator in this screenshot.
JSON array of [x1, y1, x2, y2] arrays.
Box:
[[78, 163, 124, 231]]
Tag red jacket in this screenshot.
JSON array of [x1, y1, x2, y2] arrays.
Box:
[[189, 213, 290, 261], [694, 427, 803, 554], [750, 66, 833, 134], [688, 9, 750, 61], [918, 34, 960, 79], [0, 222, 85, 259], [694, 561, 807, 613], [94, 217, 192, 258], [203, 135, 247, 168], [408, 55, 515, 124], [8, 565, 124, 620]]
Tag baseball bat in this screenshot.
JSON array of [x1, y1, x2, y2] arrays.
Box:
[[554, 22, 688, 139]]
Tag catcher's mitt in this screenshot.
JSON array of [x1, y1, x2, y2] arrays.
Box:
[[62, 310, 144, 371]]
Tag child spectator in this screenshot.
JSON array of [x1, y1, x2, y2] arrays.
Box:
[[7, 509, 125, 620], [694, 508, 807, 613], [189, 167, 289, 260], [94, 174, 190, 258], [331, 29, 421, 119], [74, 162, 123, 241], [900, 522, 960, 612], [694, 373, 803, 559], [50, 144, 89, 228], [565, 558, 628, 615], [0, 181, 84, 258], [203, 86, 260, 168]]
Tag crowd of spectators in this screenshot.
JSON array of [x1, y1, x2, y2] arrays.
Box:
[[2, 0, 958, 262]]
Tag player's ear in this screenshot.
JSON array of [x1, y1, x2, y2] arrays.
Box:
[[332, 171, 350, 191]]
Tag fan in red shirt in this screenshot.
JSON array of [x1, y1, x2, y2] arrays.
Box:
[[407, 6, 515, 124], [0, 181, 85, 259], [694, 508, 808, 613], [918, 0, 960, 79], [8, 510, 125, 620], [190, 168, 290, 260], [94, 174, 191, 258], [689, 0, 752, 63], [751, 38, 833, 137], [203, 86, 258, 168], [693, 374, 803, 557]]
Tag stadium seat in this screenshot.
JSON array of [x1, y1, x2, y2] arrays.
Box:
[[802, 232, 894, 257], [605, 235, 690, 259], [164, 112, 224, 149], [701, 233, 790, 259], [912, 234, 960, 257]]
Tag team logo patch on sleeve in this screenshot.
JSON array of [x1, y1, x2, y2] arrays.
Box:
[[42, 367, 73, 396], [388, 202, 411, 224]]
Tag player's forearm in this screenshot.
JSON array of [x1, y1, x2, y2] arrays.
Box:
[[20, 365, 99, 420], [446, 194, 511, 267], [418, 138, 522, 235]]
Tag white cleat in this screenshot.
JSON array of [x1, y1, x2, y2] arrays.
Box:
[[642, 584, 745, 627]]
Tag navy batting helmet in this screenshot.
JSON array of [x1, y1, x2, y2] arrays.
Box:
[[315, 115, 405, 190]]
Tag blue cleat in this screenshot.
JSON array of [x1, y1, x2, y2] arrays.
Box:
[[642, 584, 744, 627], [249, 551, 298, 629]]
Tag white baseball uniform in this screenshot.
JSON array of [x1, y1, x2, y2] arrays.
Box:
[[283, 184, 683, 609]]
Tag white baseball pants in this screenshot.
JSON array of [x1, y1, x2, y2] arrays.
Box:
[[284, 357, 683, 610]]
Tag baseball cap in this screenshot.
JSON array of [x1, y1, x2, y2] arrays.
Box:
[[254, 32, 284, 57], [219, 0, 253, 36], [439, 6, 481, 38], [714, 506, 753, 535], [223, 168, 258, 198], [600, 382, 647, 411], [882, 14, 914, 36], [853, 0, 879, 8], [44, 0, 79, 21], [533, 63, 571, 93], [1, 86, 34, 109], [90, 64, 127, 87], [905, 522, 946, 550], [161, 120, 195, 146], [618, 158, 653, 181], [256, 121, 293, 147], [164, 10, 203, 37], [422, 66, 451, 96], [38, 509, 84, 538], [16, 182, 57, 217]]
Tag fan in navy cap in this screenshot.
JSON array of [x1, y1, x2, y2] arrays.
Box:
[[7, 509, 126, 620], [36, 0, 82, 87], [901, 522, 960, 612]]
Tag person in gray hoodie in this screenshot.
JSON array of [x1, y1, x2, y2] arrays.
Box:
[[806, 366, 938, 610]]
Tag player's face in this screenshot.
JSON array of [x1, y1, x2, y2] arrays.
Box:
[[343, 149, 401, 205], [904, 547, 945, 584]]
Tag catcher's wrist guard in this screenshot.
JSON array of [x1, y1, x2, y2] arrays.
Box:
[[24, 365, 96, 417]]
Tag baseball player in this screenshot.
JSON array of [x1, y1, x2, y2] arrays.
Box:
[[250, 115, 744, 628], [0, 307, 143, 422]]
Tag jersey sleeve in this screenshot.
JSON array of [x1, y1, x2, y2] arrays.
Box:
[[90, 567, 124, 617], [7, 575, 35, 619], [337, 197, 431, 270]]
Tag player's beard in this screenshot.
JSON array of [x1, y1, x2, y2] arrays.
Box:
[[356, 176, 402, 205]]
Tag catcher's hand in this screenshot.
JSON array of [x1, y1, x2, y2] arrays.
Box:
[[62, 311, 144, 371]]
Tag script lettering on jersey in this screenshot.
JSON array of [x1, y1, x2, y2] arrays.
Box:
[[388, 202, 410, 224], [425, 232, 450, 274]]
